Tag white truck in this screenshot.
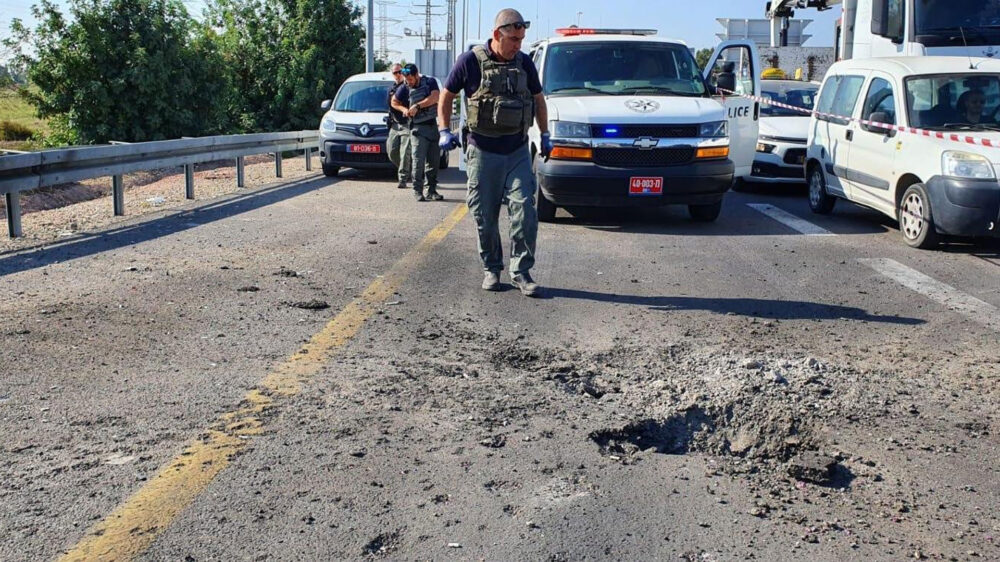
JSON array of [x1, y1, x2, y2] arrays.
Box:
[[519, 28, 761, 222], [767, 0, 1000, 60]]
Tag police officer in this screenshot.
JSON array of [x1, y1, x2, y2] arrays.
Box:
[[390, 63, 443, 202], [437, 8, 551, 297], [386, 63, 412, 189]]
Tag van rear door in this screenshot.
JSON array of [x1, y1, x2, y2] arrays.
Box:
[[703, 41, 761, 179]]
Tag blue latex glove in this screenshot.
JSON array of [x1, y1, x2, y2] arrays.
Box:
[[439, 129, 459, 151], [540, 132, 553, 160]]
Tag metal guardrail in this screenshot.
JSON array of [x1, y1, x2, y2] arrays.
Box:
[[0, 130, 320, 238]]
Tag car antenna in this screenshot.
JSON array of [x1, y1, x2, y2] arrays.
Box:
[[959, 27, 975, 70]]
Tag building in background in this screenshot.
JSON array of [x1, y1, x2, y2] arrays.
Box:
[[717, 18, 833, 82]]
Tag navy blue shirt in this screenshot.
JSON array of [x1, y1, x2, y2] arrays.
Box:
[[393, 76, 439, 104], [444, 40, 543, 155]]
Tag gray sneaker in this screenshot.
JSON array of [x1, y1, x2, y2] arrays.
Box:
[[510, 273, 540, 297], [413, 190, 426, 202], [482, 271, 501, 291]]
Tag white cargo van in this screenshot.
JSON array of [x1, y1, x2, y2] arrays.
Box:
[[525, 28, 761, 222], [806, 56, 1000, 248]]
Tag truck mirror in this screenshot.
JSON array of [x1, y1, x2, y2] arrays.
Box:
[[717, 72, 737, 94]]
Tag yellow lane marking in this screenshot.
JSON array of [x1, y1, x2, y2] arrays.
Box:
[[60, 203, 469, 561]]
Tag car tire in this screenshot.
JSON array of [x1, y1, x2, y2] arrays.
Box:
[[439, 150, 449, 170], [688, 201, 722, 222], [533, 157, 556, 222], [807, 165, 835, 214], [322, 163, 340, 177], [898, 183, 939, 249], [731, 177, 752, 192]]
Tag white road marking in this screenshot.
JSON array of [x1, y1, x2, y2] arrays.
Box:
[[859, 258, 1000, 332], [747, 204, 835, 236]]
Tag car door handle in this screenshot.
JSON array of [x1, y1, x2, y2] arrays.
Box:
[[845, 129, 854, 141]]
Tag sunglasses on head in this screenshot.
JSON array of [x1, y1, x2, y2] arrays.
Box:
[[499, 21, 530, 31], [401, 68, 415, 75]]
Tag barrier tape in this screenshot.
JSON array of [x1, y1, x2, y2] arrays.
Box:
[[719, 88, 1000, 150]]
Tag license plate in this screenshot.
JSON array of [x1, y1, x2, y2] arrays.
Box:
[[347, 144, 381, 153], [629, 176, 663, 196]]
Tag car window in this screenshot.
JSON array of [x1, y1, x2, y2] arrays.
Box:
[[760, 81, 819, 117], [817, 74, 864, 125], [861, 77, 896, 132]]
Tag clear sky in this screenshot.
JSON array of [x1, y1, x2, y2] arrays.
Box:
[[2, 0, 840, 61]]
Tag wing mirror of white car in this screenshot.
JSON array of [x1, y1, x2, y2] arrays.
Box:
[[867, 112, 896, 137], [321, 99, 332, 112]]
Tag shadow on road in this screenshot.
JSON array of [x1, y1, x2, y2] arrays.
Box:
[[541, 288, 924, 325], [0, 175, 331, 277]]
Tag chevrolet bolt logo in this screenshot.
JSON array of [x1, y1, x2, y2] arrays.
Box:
[[359, 123, 371, 137], [633, 137, 659, 150]]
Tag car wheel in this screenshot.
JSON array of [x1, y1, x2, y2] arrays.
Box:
[[807, 165, 835, 214], [731, 176, 752, 192], [439, 150, 449, 170], [688, 201, 722, 222], [899, 183, 939, 249], [532, 157, 556, 222], [322, 163, 340, 177]]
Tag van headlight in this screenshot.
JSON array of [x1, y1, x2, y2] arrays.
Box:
[[320, 117, 337, 133], [551, 121, 591, 138], [699, 120, 727, 138], [942, 151, 995, 180]]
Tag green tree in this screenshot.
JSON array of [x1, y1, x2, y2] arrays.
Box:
[[5, 0, 231, 144], [208, 0, 365, 132], [695, 48, 714, 71]]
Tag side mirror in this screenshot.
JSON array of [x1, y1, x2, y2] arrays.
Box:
[[320, 99, 332, 111], [867, 112, 896, 136], [870, 0, 903, 43], [717, 72, 737, 94]]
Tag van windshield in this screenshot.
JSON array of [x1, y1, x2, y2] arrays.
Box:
[[543, 41, 708, 97], [334, 81, 393, 113], [906, 74, 1000, 131]]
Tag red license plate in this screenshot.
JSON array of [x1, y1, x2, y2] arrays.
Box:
[[348, 144, 381, 153], [629, 176, 663, 196]]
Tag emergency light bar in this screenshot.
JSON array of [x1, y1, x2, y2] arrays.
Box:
[[555, 28, 657, 36]]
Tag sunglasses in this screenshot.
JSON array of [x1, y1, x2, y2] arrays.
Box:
[[401, 68, 415, 75], [392, 70, 401, 75], [499, 21, 530, 31]]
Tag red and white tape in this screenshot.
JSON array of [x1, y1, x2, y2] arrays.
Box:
[[720, 89, 1000, 150]]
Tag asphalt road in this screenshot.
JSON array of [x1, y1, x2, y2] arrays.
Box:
[[1, 167, 998, 561]]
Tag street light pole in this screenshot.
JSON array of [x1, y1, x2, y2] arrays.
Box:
[[366, 0, 375, 71], [576, 11, 582, 27]]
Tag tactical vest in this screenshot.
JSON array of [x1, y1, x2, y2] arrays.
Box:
[[467, 45, 534, 138], [407, 76, 437, 125], [388, 82, 407, 126]]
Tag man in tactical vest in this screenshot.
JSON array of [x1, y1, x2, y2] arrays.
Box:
[[386, 64, 412, 190], [437, 8, 551, 297], [390, 63, 443, 202]]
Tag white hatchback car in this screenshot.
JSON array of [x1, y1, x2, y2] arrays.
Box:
[[744, 79, 819, 186], [806, 57, 1000, 248]]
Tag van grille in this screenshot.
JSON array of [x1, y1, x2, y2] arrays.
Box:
[[592, 147, 695, 167]]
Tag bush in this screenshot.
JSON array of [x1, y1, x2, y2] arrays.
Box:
[[0, 120, 35, 141]]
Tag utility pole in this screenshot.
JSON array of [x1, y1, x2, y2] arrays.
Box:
[[366, 0, 375, 71], [375, 0, 401, 62], [446, 0, 457, 58]]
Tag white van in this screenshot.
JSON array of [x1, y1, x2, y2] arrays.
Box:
[[318, 72, 448, 177], [806, 57, 1000, 248], [525, 29, 761, 222]]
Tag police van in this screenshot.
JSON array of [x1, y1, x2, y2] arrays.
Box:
[[525, 28, 761, 221]]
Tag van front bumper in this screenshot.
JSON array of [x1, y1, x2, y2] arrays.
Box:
[[925, 176, 1000, 237], [536, 158, 734, 207], [321, 138, 394, 170]]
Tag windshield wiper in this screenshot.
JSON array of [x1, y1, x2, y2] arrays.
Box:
[[548, 86, 606, 94], [940, 122, 1000, 132], [618, 87, 705, 97]]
